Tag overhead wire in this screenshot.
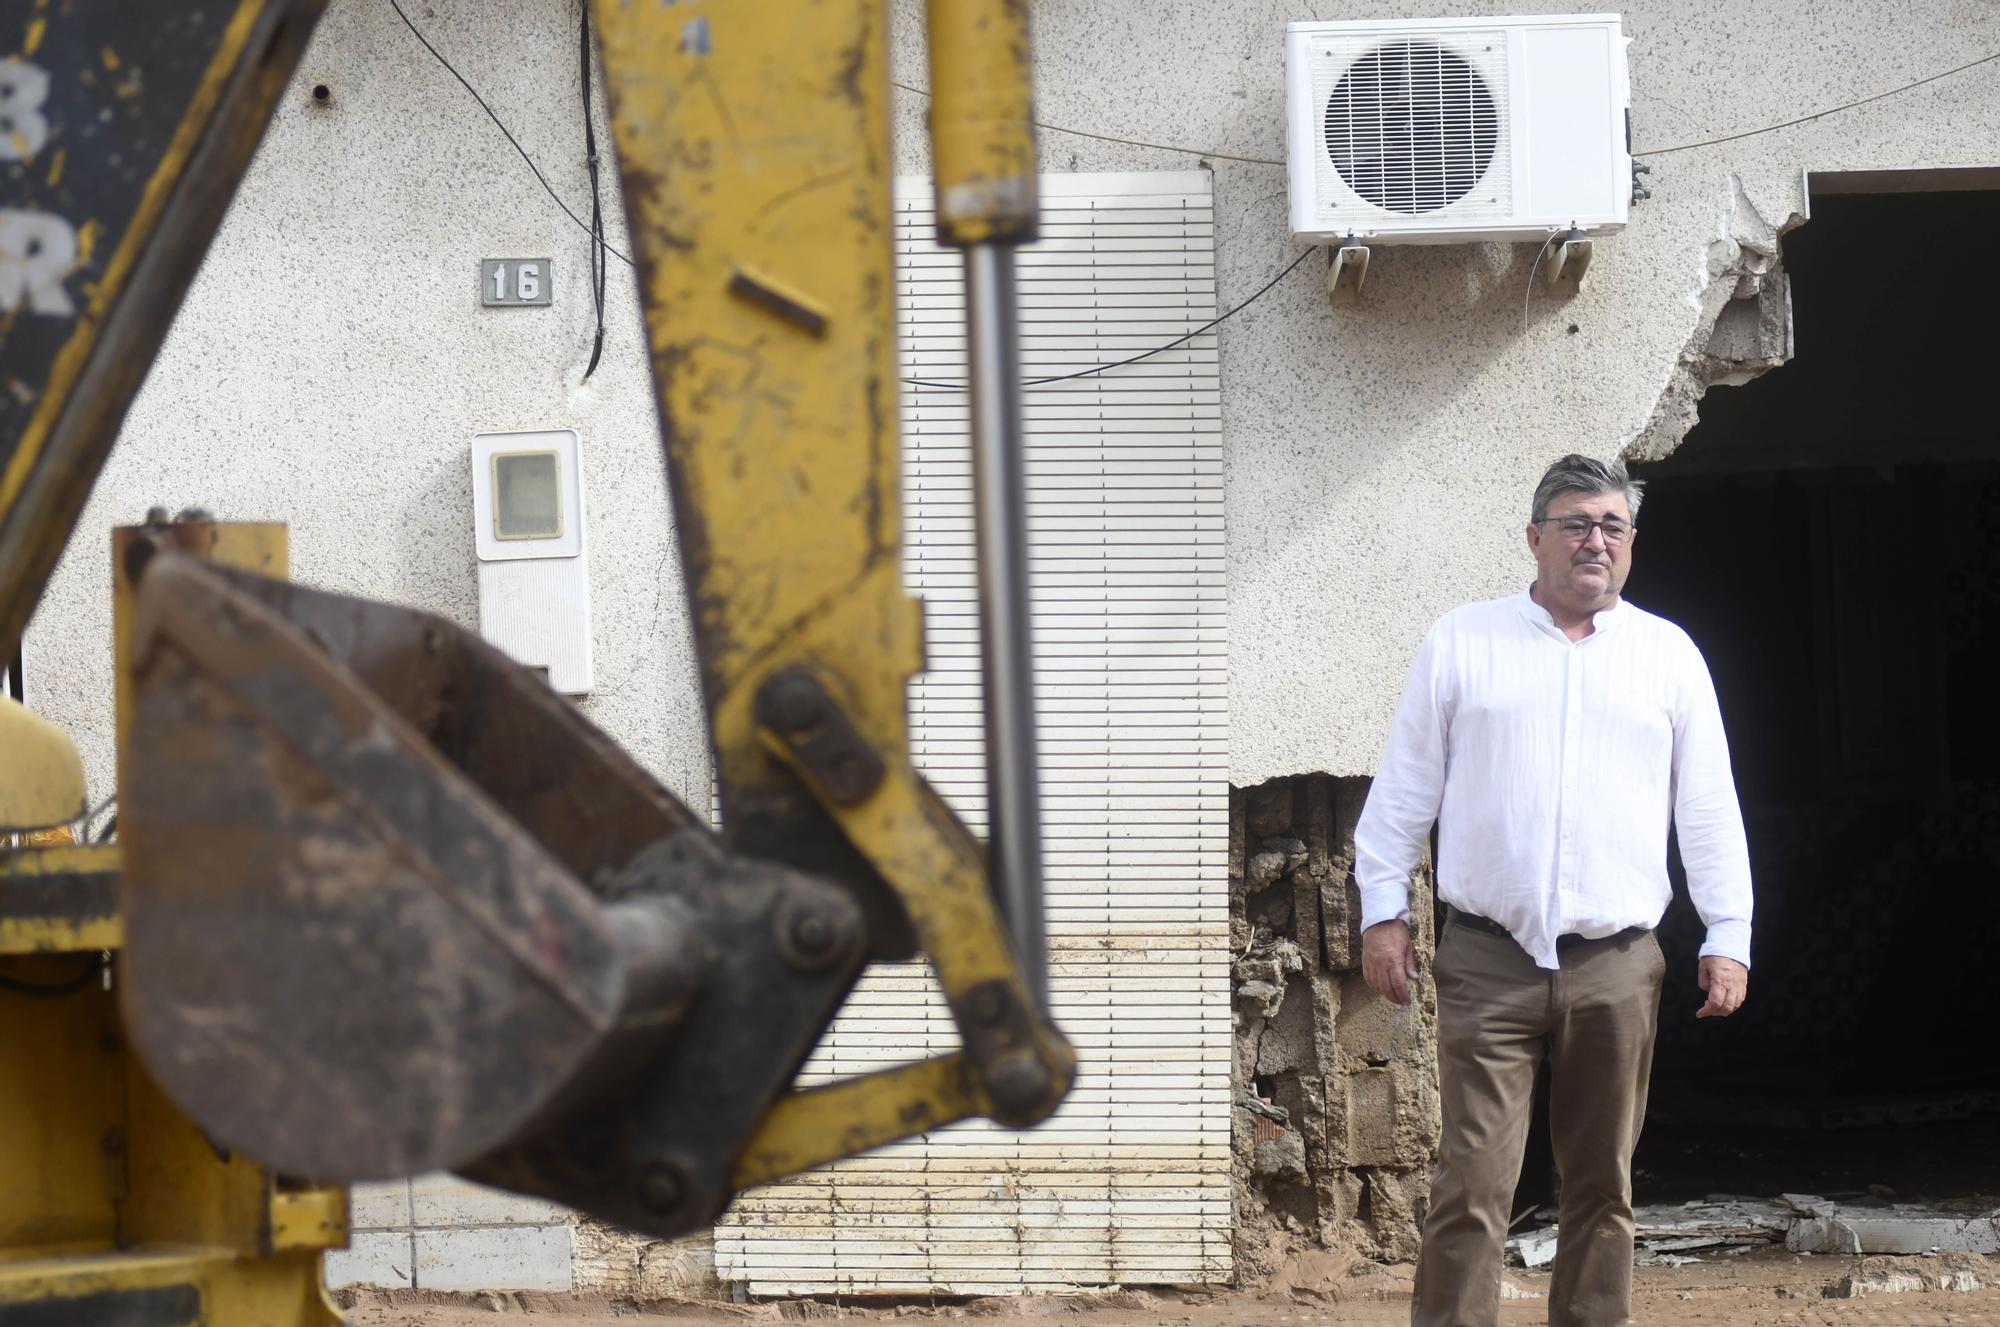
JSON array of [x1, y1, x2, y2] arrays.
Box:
[[904, 246, 1316, 391], [578, 0, 610, 378], [889, 79, 1286, 167], [386, 6, 2000, 394], [1633, 48, 2000, 156], [893, 49, 2000, 163], [385, 0, 634, 268]]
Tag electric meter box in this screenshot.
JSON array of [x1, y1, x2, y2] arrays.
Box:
[[470, 429, 593, 694]]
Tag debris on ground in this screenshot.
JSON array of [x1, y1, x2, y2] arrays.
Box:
[[1829, 1251, 1993, 1298], [1511, 1227, 1560, 1269], [1784, 1193, 2000, 1255], [1505, 1193, 2000, 1267], [1507, 1196, 1790, 1267], [345, 1254, 2000, 1326]]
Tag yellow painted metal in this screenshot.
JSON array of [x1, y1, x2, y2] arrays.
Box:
[[267, 1189, 350, 1254], [595, 0, 1070, 1176], [0, 844, 122, 955], [0, 0, 268, 514], [0, 961, 120, 1255], [591, 0, 919, 775], [0, 699, 88, 833], [0, 520, 338, 1325], [0, 1, 328, 666], [0, 1247, 336, 1323], [733, 1052, 984, 1190], [923, 0, 1040, 245], [113, 521, 288, 749]]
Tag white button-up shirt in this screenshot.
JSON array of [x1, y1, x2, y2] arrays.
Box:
[[1354, 587, 1753, 971]]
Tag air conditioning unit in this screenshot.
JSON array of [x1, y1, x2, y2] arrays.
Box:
[[1286, 14, 1630, 245]]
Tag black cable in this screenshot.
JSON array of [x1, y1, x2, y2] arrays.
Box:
[[579, 0, 609, 379], [385, 0, 633, 268], [0, 958, 101, 999], [379, 3, 1308, 392], [1636, 49, 2000, 157], [904, 245, 1316, 392], [383, 3, 1303, 396]]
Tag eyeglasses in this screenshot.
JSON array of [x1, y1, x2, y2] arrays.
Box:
[[1536, 515, 1634, 545]]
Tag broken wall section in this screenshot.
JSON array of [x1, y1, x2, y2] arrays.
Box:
[[1231, 775, 1441, 1281]]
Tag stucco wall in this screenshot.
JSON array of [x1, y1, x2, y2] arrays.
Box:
[[24, 0, 711, 808], [32, 0, 2000, 820], [886, 0, 2000, 781]]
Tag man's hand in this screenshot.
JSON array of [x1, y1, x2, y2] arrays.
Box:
[[1362, 920, 1419, 1006], [1696, 956, 1748, 1019]]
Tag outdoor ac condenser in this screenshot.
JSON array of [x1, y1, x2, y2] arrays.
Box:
[[1286, 13, 1630, 245]]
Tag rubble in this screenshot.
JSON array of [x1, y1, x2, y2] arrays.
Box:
[[1829, 1252, 1993, 1299], [1506, 1194, 2000, 1269], [1513, 1229, 1559, 1270], [1784, 1194, 2000, 1255]]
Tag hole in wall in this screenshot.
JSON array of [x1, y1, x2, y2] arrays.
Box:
[[1628, 184, 2000, 1203]]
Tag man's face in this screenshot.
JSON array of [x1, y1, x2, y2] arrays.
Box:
[[1526, 488, 1635, 607]]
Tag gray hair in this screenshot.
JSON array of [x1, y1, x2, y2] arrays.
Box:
[[1531, 454, 1644, 523]]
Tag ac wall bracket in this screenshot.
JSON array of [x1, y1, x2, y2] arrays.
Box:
[[1326, 235, 1370, 301], [1543, 226, 1592, 293]]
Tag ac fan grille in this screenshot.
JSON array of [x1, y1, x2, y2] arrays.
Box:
[[1323, 39, 1500, 215]]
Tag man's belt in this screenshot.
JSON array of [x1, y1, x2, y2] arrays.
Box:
[[1445, 905, 1650, 951]]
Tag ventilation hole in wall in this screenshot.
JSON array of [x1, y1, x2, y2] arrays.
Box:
[[311, 84, 331, 104]]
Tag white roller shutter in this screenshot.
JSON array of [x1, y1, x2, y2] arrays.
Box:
[[717, 171, 1230, 1296]]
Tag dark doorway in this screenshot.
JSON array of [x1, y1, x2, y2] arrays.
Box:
[[1626, 184, 2000, 1202]]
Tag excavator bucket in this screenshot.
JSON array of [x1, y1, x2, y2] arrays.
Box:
[[116, 533, 867, 1232]]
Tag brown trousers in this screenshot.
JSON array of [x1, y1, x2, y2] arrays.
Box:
[[1411, 922, 1665, 1327]]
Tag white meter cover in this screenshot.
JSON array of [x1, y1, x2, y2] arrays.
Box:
[[472, 429, 583, 561]]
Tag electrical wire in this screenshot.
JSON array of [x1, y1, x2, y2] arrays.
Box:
[[1634, 48, 2000, 156], [578, 0, 610, 378], [904, 245, 1316, 392], [1522, 231, 1561, 331], [391, 1, 2000, 265], [380, 2, 1306, 405], [890, 79, 1285, 167], [385, 0, 634, 267], [900, 47, 2000, 165]]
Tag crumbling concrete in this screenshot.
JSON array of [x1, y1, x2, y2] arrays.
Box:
[[1831, 1252, 1993, 1299], [1231, 775, 1441, 1282], [571, 1224, 721, 1300], [1627, 176, 1801, 464]]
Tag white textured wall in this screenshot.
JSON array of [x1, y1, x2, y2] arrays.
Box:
[[889, 0, 2000, 781], [35, 3, 2000, 827], [328, 1176, 574, 1294], [25, 0, 710, 807]]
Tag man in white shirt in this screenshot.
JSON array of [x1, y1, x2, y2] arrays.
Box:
[[1354, 454, 1752, 1327]]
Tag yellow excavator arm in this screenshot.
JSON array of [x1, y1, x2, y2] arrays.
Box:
[[0, 2, 1069, 1320]]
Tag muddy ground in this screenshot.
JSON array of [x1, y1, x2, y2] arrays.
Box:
[[348, 1249, 2000, 1326]]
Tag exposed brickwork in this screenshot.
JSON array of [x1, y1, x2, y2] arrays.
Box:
[[1231, 776, 1441, 1279]]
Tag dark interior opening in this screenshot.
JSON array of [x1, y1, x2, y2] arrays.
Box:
[[1616, 186, 2000, 1204]]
